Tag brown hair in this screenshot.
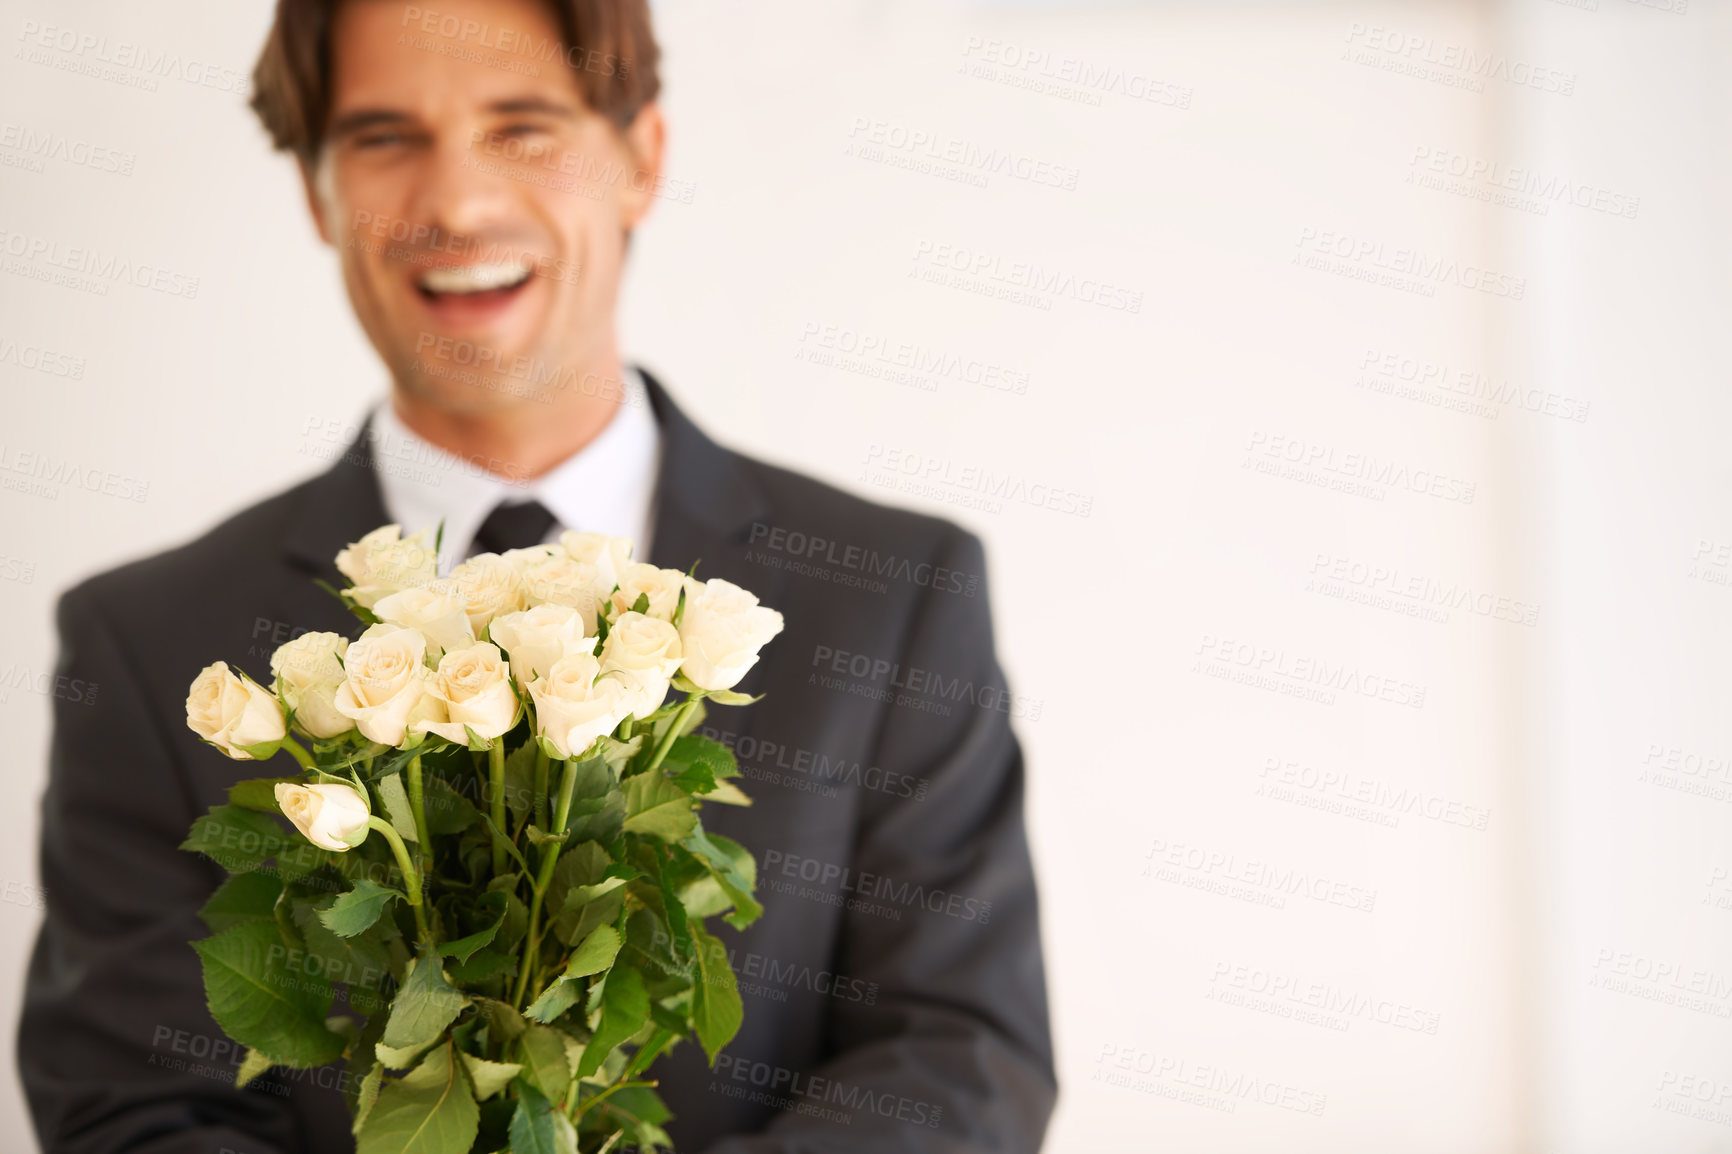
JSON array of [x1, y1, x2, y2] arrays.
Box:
[[250, 0, 661, 167]]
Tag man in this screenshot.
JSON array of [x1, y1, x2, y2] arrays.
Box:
[[18, 0, 1056, 1150]]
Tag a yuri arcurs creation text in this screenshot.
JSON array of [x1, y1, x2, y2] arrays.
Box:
[[181, 524, 784, 1153]]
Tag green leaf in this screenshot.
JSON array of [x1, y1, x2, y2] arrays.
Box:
[[375, 1037, 437, 1070], [560, 1033, 588, 1084], [563, 923, 624, 980], [457, 1052, 522, 1100], [702, 780, 754, 807], [290, 900, 395, 1016], [276, 840, 335, 885], [621, 906, 689, 1000], [563, 757, 626, 845], [381, 949, 468, 1052], [681, 827, 763, 930], [577, 966, 649, 1078], [496, 884, 530, 952], [516, 1024, 571, 1100], [525, 924, 624, 1023], [655, 865, 692, 965], [447, 947, 517, 986], [667, 762, 717, 796], [190, 921, 345, 1069], [351, 1061, 384, 1135], [355, 1040, 478, 1154], [705, 688, 760, 706], [316, 878, 400, 939], [647, 1001, 690, 1036], [596, 734, 645, 772], [234, 1047, 275, 1089], [622, 775, 697, 842], [689, 922, 743, 1065], [180, 805, 293, 873], [199, 871, 283, 932], [560, 887, 625, 950], [502, 741, 539, 824], [507, 1080, 578, 1154], [475, 997, 527, 1046], [227, 776, 299, 813], [663, 734, 738, 795], [547, 843, 628, 946], [546, 840, 610, 907], [524, 977, 583, 1025], [376, 773, 419, 844], [474, 812, 534, 878], [437, 890, 508, 964], [423, 775, 480, 835]]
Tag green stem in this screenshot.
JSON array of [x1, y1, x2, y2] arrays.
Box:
[[405, 754, 432, 866], [367, 816, 429, 944], [488, 739, 508, 876], [574, 1079, 658, 1122], [281, 738, 317, 772], [533, 746, 550, 831], [513, 757, 580, 1009], [642, 695, 701, 776]]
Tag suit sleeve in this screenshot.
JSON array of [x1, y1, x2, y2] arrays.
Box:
[[18, 584, 301, 1154], [703, 527, 1058, 1152]]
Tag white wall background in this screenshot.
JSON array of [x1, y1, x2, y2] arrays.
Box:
[[2, 0, 1727, 1150]]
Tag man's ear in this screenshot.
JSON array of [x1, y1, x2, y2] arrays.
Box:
[[299, 157, 333, 246], [619, 101, 667, 233]]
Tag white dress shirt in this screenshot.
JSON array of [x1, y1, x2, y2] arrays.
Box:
[[367, 366, 662, 574]]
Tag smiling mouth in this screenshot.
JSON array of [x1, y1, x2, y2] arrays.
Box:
[[415, 262, 534, 303]]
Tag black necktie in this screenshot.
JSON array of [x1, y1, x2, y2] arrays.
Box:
[[471, 499, 558, 556]]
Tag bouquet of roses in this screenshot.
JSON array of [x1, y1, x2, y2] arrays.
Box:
[[180, 524, 783, 1153]]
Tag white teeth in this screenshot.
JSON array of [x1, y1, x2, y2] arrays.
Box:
[[419, 263, 532, 295]]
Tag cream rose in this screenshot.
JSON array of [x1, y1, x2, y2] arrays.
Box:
[[269, 632, 352, 740], [372, 580, 475, 659], [186, 662, 287, 760], [489, 602, 596, 689], [275, 782, 372, 852], [448, 553, 524, 635], [678, 577, 785, 691], [333, 623, 429, 746], [409, 642, 519, 745], [609, 562, 686, 622], [335, 524, 437, 609], [500, 544, 559, 568], [528, 651, 633, 759], [599, 611, 682, 720], [560, 531, 633, 598], [516, 551, 602, 628]]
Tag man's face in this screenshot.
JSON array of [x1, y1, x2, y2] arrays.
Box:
[[307, 0, 661, 413]]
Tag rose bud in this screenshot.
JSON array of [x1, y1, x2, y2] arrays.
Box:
[[274, 782, 372, 852], [185, 662, 287, 760]]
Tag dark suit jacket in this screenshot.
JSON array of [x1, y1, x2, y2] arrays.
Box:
[[19, 371, 1056, 1153]]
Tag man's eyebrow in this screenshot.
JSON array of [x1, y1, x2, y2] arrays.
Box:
[[328, 109, 416, 141], [326, 97, 576, 142], [486, 96, 579, 117]]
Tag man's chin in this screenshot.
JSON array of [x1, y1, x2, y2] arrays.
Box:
[[394, 360, 550, 416]]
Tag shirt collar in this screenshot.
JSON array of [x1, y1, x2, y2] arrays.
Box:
[[368, 366, 662, 574]]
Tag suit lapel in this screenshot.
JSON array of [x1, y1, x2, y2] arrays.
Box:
[[281, 413, 394, 584], [639, 367, 785, 607]]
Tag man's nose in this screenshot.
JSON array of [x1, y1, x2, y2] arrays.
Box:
[[408, 132, 513, 243]]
